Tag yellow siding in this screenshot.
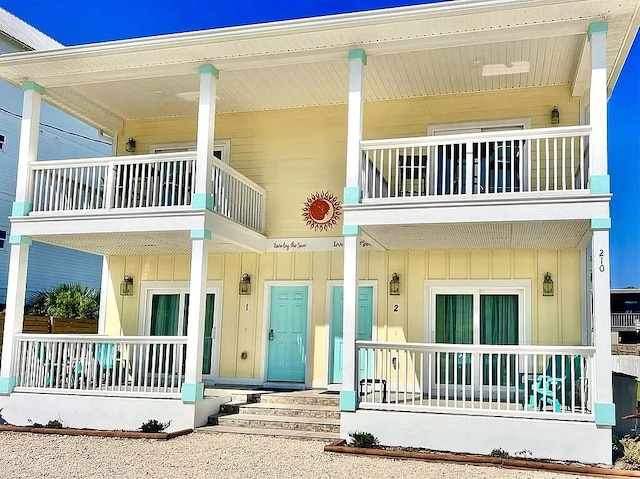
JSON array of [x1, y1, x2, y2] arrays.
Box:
[[119, 85, 579, 238], [105, 248, 583, 385]]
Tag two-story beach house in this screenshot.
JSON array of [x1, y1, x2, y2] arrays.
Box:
[[0, 8, 109, 304], [0, 0, 637, 464]]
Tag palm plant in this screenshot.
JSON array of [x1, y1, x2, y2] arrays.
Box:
[[27, 283, 100, 319]]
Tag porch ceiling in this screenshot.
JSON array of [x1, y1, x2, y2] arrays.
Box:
[[0, 0, 636, 133], [362, 220, 591, 250], [31, 231, 256, 256]]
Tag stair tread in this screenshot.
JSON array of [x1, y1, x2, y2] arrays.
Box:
[[218, 414, 339, 425], [242, 402, 338, 412], [198, 425, 339, 440]]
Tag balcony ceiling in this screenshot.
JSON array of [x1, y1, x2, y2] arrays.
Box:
[[363, 220, 591, 250], [0, 0, 637, 133]]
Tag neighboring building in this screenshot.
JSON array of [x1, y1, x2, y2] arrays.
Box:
[[611, 288, 640, 343], [0, 0, 638, 465], [0, 8, 109, 304]]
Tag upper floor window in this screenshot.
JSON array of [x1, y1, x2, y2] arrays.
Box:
[[0, 230, 6, 249], [149, 140, 230, 164], [0, 134, 5, 151]]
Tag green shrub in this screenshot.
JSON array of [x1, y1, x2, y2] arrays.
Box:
[[45, 419, 64, 429], [140, 419, 171, 433], [490, 448, 510, 458], [349, 431, 380, 448], [27, 283, 100, 319]]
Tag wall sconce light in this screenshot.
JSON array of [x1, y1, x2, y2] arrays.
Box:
[[239, 273, 251, 295], [542, 272, 554, 296], [389, 272, 400, 296], [125, 137, 136, 153], [550, 106, 560, 125], [120, 275, 134, 296]]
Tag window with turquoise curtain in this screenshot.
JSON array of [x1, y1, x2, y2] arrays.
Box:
[[184, 294, 215, 375], [436, 294, 473, 385], [150, 294, 180, 336], [480, 295, 518, 387]]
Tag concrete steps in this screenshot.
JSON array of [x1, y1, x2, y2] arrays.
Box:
[[205, 390, 340, 440]]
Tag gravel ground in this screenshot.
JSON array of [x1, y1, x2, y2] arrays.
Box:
[[0, 431, 592, 479]]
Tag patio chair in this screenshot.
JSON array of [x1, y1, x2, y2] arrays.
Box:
[[528, 355, 582, 412]]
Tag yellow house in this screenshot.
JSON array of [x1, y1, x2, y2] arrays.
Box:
[[0, 0, 637, 465]]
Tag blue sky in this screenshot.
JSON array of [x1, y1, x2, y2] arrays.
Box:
[[2, 0, 638, 287]]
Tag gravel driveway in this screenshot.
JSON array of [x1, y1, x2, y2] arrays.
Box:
[[0, 431, 592, 479]]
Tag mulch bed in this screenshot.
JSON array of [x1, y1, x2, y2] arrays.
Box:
[[324, 440, 640, 478], [0, 424, 192, 440]]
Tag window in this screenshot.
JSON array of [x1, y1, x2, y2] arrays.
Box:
[[0, 229, 6, 249], [150, 140, 230, 164], [0, 134, 5, 151]]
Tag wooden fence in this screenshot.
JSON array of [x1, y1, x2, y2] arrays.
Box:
[[0, 313, 98, 359]]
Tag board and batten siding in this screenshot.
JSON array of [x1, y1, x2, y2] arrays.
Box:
[[119, 85, 581, 239], [104, 248, 583, 385]]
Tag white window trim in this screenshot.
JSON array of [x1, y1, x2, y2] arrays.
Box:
[[138, 280, 223, 380], [424, 279, 532, 346], [149, 139, 231, 164]]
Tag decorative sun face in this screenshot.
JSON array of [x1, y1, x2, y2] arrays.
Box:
[[302, 191, 342, 231]]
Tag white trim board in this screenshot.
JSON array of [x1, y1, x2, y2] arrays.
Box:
[[260, 281, 314, 388]]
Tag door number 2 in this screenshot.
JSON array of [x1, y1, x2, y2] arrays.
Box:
[[393, 304, 399, 312]]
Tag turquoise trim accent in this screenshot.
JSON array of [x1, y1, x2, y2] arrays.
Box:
[[192, 193, 214, 211], [348, 48, 367, 65], [11, 202, 33, 216], [0, 376, 17, 395], [594, 402, 616, 426], [340, 390, 358, 411], [588, 22, 609, 39], [9, 235, 32, 245], [181, 382, 205, 402], [198, 64, 220, 79], [22, 81, 44, 95], [591, 218, 611, 231], [342, 225, 360, 236], [589, 175, 610, 194], [190, 229, 212, 240], [343, 186, 362, 205]]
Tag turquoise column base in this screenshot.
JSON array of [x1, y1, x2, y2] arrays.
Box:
[[192, 193, 214, 211], [594, 403, 616, 426], [340, 390, 359, 412], [181, 382, 205, 403], [0, 376, 17, 395]]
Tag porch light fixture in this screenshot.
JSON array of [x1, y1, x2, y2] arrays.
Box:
[[125, 137, 136, 153], [542, 272, 554, 297], [120, 275, 134, 296], [550, 106, 560, 125], [239, 273, 251, 296], [389, 272, 400, 296]]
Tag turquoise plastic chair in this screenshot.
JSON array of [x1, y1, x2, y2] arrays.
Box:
[[529, 355, 582, 412]]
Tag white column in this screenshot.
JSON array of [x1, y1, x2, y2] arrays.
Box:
[[0, 240, 30, 381], [193, 65, 218, 206], [588, 23, 608, 180], [14, 82, 42, 208], [341, 49, 366, 412], [592, 228, 612, 404]]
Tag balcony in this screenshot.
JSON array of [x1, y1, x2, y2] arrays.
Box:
[[611, 313, 640, 331], [360, 126, 590, 203], [26, 152, 266, 234]]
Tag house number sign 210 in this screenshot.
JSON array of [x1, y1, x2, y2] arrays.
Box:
[[598, 249, 606, 272]]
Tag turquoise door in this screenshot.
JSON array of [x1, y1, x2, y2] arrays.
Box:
[[330, 286, 374, 384], [267, 286, 309, 382]]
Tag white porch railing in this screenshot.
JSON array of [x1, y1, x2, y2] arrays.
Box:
[[12, 334, 187, 398], [356, 341, 594, 420], [360, 126, 590, 201], [28, 152, 266, 232], [612, 313, 640, 330]]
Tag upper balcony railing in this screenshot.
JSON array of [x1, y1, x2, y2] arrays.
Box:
[[360, 126, 591, 202], [611, 313, 640, 331], [27, 152, 266, 233]]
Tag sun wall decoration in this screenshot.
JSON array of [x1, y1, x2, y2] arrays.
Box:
[[302, 191, 342, 231]]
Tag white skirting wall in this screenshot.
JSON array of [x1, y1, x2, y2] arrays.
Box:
[[341, 410, 612, 465], [0, 393, 230, 432]]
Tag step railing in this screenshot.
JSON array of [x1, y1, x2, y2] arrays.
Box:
[[12, 334, 188, 398], [360, 126, 591, 201], [356, 341, 594, 419], [28, 152, 266, 232], [612, 313, 640, 330]]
